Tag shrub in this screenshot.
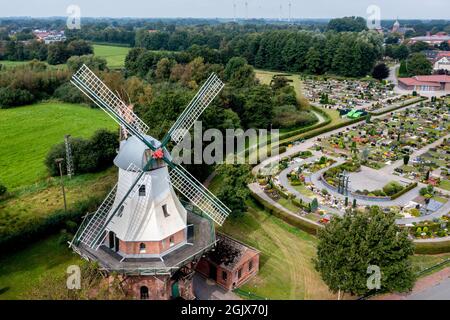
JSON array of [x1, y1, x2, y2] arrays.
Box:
[[383, 181, 404, 197], [0, 183, 6, 196], [272, 105, 317, 129], [0, 87, 34, 108], [45, 129, 119, 176], [53, 82, 89, 104]]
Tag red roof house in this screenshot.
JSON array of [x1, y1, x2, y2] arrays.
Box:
[[398, 75, 450, 92]]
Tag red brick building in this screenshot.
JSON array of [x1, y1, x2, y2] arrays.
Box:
[[196, 234, 260, 291], [398, 75, 450, 92]]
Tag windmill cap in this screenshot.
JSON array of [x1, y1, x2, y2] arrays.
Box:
[[114, 135, 172, 171]]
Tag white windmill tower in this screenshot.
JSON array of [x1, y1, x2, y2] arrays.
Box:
[[69, 65, 230, 300]]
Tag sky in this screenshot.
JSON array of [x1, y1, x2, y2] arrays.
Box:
[[0, 0, 449, 20]]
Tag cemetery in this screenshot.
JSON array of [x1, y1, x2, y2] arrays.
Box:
[[302, 77, 398, 110]]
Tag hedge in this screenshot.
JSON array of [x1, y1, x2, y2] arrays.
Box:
[[370, 97, 427, 116], [0, 195, 105, 255], [250, 190, 322, 235], [414, 239, 450, 254], [390, 182, 418, 200]]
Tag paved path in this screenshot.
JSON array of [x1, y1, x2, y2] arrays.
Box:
[[193, 274, 241, 300], [372, 267, 450, 300]]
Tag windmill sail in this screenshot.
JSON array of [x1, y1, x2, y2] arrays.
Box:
[[168, 164, 231, 226], [74, 164, 147, 249], [163, 73, 224, 145], [71, 64, 149, 138]]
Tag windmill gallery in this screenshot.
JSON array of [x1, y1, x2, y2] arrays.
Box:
[[66, 65, 259, 300]]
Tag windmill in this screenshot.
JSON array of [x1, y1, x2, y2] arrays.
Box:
[[69, 65, 231, 299]]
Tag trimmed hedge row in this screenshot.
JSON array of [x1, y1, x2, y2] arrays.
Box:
[[0, 195, 105, 255], [390, 182, 418, 200], [278, 106, 332, 141], [370, 97, 427, 116], [280, 115, 368, 147], [414, 239, 450, 254], [250, 190, 322, 235]]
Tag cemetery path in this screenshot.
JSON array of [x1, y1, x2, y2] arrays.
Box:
[[388, 64, 399, 85], [277, 157, 343, 216]]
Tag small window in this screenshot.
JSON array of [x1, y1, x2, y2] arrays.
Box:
[[162, 204, 170, 217], [117, 205, 124, 217], [249, 260, 253, 271], [222, 271, 228, 281], [169, 236, 175, 247], [238, 268, 242, 279], [140, 286, 149, 300], [139, 243, 146, 253], [139, 185, 146, 197]]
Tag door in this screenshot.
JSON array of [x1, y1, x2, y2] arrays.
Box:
[[209, 264, 217, 281], [108, 232, 115, 249], [114, 234, 120, 252], [171, 282, 180, 299]]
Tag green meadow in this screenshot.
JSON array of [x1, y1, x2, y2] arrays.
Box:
[[93, 44, 130, 69]]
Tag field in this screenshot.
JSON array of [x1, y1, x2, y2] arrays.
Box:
[[0, 102, 116, 190], [0, 234, 81, 300], [93, 44, 130, 69]]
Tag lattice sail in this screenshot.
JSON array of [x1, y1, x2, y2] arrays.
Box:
[[76, 183, 118, 248], [168, 164, 231, 226], [166, 73, 224, 144], [71, 64, 149, 137], [75, 164, 147, 249]]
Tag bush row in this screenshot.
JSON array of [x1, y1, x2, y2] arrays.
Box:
[[370, 96, 427, 116], [0, 195, 105, 255], [414, 239, 450, 254], [250, 190, 322, 235], [390, 182, 418, 200]]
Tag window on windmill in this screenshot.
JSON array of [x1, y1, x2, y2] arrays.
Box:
[[139, 185, 146, 197], [117, 205, 124, 217], [238, 268, 242, 279], [222, 271, 228, 281], [169, 236, 175, 247], [140, 286, 149, 300], [139, 243, 146, 253], [249, 260, 253, 271], [162, 204, 170, 217]]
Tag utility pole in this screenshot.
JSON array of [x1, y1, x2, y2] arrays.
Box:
[[55, 158, 67, 212]]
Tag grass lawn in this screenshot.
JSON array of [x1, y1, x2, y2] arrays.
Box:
[[439, 179, 450, 191], [0, 234, 81, 300], [93, 44, 130, 69], [220, 200, 335, 300], [410, 253, 450, 277], [0, 102, 116, 190]]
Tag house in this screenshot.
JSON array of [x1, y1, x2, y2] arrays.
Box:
[[433, 52, 450, 72], [196, 233, 260, 291], [398, 75, 450, 92]]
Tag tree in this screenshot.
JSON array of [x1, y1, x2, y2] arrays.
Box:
[[216, 165, 252, 217], [398, 60, 408, 77], [372, 63, 390, 81], [403, 155, 410, 166], [410, 41, 429, 53], [406, 53, 433, 76], [155, 57, 174, 81], [328, 16, 367, 32], [67, 55, 107, 72], [47, 42, 69, 65], [311, 198, 319, 212], [242, 85, 274, 129], [315, 207, 415, 296], [224, 57, 255, 88], [394, 45, 410, 61]]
